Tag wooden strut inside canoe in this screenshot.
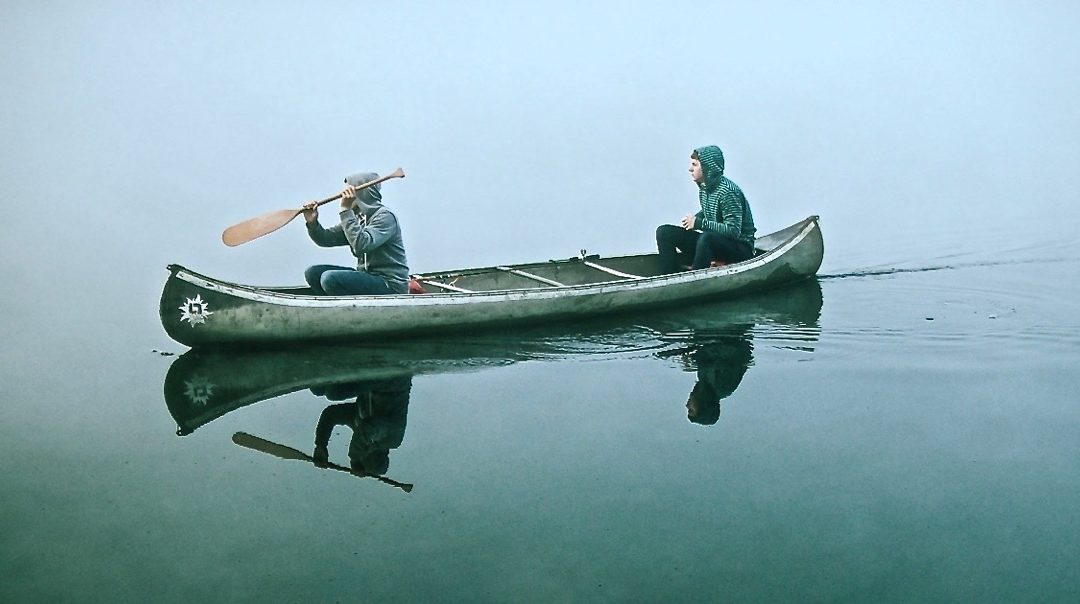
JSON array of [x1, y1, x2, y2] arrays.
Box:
[[496, 266, 565, 287], [412, 259, 646, 294], [581, 261, 644, 280]]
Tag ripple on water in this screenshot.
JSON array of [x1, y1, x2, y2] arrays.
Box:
[[822, 221, 1080, 279], [817, 253, 1080, 362], [393, 248, 1077, 371]]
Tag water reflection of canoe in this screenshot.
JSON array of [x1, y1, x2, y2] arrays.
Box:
[[160, 216, 823, 346], [163, 280, 822, 435], [164, 341, 530, 436]]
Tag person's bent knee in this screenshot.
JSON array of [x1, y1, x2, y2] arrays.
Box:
[[319, 271, 347, 295], [304, 265, 323, 288], [656, 224, 680, 243]]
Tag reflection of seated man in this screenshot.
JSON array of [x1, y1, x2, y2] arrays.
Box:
[[310, 376, 412, 475], [684, 330, 753, 426]]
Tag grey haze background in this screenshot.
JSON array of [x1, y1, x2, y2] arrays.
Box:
[[2, 1, 1079, 351]]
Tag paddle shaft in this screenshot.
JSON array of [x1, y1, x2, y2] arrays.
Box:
[[221, 167, 404, 247], [232, 431, 413, 493], [308, 167, 405, 209]]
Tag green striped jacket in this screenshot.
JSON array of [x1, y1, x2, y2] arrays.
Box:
[[693, 145, 756, 247]]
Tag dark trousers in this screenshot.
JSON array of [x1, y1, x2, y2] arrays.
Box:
[[655, 225, 754, 274]]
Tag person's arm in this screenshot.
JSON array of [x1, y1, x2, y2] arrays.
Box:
[[341, 209, 398, 254], [695, 189, 744, 239], [681, 210, 703, 230], [313, 403, 358, 464], [303, 202, 349, 247]]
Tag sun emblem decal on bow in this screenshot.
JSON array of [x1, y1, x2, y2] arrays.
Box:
[[183, 375, 214, 406], [179, 294, 213, 326]]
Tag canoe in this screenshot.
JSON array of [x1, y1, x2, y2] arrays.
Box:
[[163, 278, 823, 435], [160, 215, 823, 346]]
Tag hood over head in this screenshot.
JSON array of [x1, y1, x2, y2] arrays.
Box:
[[344, 172, 383, 213], [687, 381, 722, 425], [694, 145, 725, 189]]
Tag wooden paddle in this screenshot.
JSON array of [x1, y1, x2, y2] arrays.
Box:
[[221, 167, 406, 247], [232, 431, 414, 493]]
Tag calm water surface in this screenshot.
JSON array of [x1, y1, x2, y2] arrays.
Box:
[[2, 228, 1079, 602], [6, 3, 1080, 601]]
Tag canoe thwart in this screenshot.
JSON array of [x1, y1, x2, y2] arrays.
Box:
[[496, 266, 565, 287], [582, 261, 644, 280]]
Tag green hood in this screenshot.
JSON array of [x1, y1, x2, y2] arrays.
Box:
[[695, 145, 725, 190]]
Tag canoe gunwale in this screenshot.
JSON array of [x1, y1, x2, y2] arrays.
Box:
[[168, 216, 821, 309], [161, 216, 823, 345]]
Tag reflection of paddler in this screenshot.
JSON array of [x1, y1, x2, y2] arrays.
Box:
[[311, 376, 412, 475], [683, 327, 753, 426]]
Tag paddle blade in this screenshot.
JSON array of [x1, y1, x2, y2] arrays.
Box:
[[232, 431, 311, 462], [222, 208, 302, 247]]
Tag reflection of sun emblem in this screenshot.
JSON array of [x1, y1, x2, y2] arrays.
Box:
[[183, 376, 214, 406], [179, 294, 213, 326]]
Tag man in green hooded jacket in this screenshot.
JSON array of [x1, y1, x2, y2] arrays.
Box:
[[656, 145, 756, 273]]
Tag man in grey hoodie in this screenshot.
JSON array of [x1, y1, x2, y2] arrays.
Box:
[[302, 172, 410, 295]]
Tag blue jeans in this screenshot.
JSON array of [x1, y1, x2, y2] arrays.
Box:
[[655, 225, 754, 274], [304, 265, 395, 296]]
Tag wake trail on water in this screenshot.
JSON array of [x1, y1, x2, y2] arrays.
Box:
[[821, 232, 1080, 281], [819, 255, 1074, 281]]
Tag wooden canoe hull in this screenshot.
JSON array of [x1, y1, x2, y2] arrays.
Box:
[[160, 216, 823, 346]]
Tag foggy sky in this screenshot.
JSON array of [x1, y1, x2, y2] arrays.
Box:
[[2, 1, 1078, 295]]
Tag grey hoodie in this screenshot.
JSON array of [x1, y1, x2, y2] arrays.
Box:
[[306, 172, 410, 293]]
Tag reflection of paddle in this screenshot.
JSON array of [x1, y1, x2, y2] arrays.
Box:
[[232, 431, 413, 493], [221, 167, 405, 247]]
